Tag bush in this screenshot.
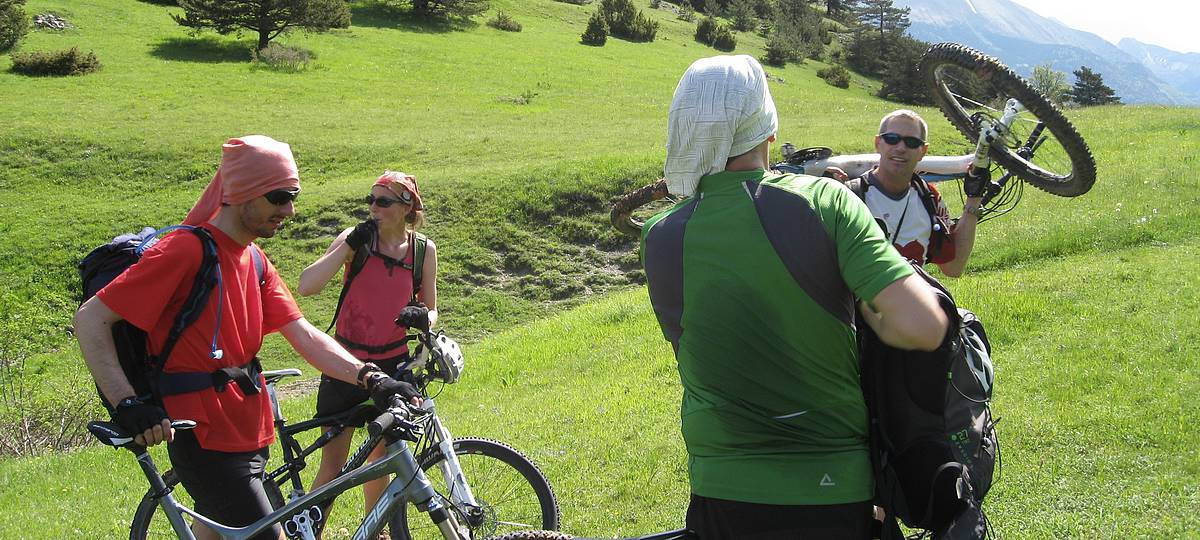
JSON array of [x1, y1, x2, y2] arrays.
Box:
[[580, 10, 608, 45], [10, 47, 101, 76], [694, 16, 735, 52], [556, 0, 592, 4], [250, 43, 314, 71], [817, 64, 850, 88], [677, 5, 694, 21], [597, 0, 657, 42], [487, 10, 522, 31], [0, 0, 28, 53]]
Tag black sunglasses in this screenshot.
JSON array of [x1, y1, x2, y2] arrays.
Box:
[[263, 188, 300, 205], [365, 194, 407, 208], [878, 132, 925, 149]]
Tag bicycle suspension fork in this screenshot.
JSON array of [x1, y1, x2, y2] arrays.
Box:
[[423, 399, 483, 514]]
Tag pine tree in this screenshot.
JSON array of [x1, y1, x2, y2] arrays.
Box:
[[174, 0, 350, 51], [1069, 66, 1121, 106]]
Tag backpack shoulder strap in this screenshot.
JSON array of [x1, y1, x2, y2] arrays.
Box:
[[152, 226, 221, 376], [327, 241, 373, 333], [248, 243, 266, 286], [849, 175, 891, 237], [911, 176, 952, 264], [410, 231, 427, 303]]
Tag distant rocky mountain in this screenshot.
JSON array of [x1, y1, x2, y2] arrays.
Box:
[[894, 0, 1199, 106], [1117, 38, 1200, 104]]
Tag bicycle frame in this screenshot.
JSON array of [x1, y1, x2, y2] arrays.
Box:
[[89, 415, 469, 540]]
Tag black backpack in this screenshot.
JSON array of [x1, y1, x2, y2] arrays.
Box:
[[78, 225, 264, 413], [858, 262, 998, 539], [847, 174, 954, 265], [326, 230, 427, 332]]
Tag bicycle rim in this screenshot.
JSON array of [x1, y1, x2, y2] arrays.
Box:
[[920, 42, 1096, 197], [397, 438, 560, 540], [129, 469, 195, 540]]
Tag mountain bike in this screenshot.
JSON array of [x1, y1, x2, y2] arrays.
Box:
[[611, 42, 1097, 235], [103, 329, 559, 540]]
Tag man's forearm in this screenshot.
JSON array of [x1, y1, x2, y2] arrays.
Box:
[[75, 299, 136, 406], [279, 318, 367, 386]]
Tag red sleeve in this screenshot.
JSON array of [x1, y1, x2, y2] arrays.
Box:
[[258, 250, 303, 334], [95, 232, 201, 332]]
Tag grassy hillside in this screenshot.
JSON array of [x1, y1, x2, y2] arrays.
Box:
[[1, 0, 1199, 537]]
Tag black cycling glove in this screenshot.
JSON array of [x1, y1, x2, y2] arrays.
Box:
[[395, 301, 431, 331], [365, 373, 421, 410], [345, 219, 377, 251], [963, 165, 991, 198], [112, 397, 168, 436]]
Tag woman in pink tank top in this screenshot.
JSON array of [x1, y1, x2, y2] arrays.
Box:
[[297, 170, 440, 525]]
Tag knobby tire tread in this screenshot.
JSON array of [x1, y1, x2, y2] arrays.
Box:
[[394, 437, 560, 540], [919, 42, 1096, 197]]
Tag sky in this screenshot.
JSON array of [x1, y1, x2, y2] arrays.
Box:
[[1007, 0, 1200, 54]]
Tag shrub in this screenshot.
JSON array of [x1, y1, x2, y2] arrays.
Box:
[[817, 64, 850, 88], [597, 0, 657, 42], [555, 0, 592, 4], [650, 0, 661, 7], [250, 43, 314, 71], [0, 0, 28, 53], [695, 16, 735, 52], [10, 47, 101, 76], [677, 5, 694, 21], [580, 10, 608, 45], [487, 11, 522, 31]]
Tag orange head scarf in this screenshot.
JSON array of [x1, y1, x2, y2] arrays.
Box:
[[373, 170, 423, 211], [183, 135, 301, 226]]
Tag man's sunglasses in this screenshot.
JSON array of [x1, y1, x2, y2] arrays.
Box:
[[365, 194, 410, 208], [878, 132, 925, 149], [263, 188, 300, 205]]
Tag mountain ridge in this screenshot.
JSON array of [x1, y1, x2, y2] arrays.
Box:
[[895, 0, 1199, 105]]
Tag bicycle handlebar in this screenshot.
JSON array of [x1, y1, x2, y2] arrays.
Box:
[[366, 398, 422, 440]]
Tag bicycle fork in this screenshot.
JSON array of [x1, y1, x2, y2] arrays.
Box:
[[425, 401, 483, 518]]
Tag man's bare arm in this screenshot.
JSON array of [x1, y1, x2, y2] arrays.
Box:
[[860, 274, 949, 351]]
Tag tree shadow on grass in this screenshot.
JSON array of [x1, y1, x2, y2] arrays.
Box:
[[351, 0, 479, 33], [150, 36, 251, 64]]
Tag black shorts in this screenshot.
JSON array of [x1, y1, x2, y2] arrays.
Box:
[[685, 493, 873, 540], [314, 353, 410, 424], [167, 430, 282, 540]]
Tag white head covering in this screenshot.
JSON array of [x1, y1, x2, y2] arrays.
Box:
[[664, 55, 779, 197]]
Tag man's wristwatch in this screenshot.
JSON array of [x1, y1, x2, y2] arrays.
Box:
[[963, 204, 985, 219]]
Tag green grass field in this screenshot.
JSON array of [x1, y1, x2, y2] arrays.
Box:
[[1, 0, 1199, 538]]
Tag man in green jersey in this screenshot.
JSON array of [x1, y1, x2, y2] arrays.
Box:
[[641, 55, 950, 538]]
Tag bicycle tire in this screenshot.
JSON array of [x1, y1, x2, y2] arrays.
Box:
[[129, 469, 286, 540], [395, 437, 560, 540], [919, 42, 1096, 197]]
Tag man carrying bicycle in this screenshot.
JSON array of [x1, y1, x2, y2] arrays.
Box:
[[829, 109, 988, 277], [642, 56, 949, 538], [75, 135, 420, 540]]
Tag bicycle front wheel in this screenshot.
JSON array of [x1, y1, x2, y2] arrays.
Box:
[[129, 469, 285, 540], [920, 42, 1096, 197], [396, 438, 560, 540]]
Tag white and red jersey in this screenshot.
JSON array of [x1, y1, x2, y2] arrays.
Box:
[[861, 172, 956, 265]]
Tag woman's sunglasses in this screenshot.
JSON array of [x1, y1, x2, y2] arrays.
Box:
[[263, 188, 300, 205], [365, 194, 409, 208], [878, 132, 925, 149]]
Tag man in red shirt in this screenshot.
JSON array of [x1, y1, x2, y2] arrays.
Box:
[[75, 136, 417, 540]]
